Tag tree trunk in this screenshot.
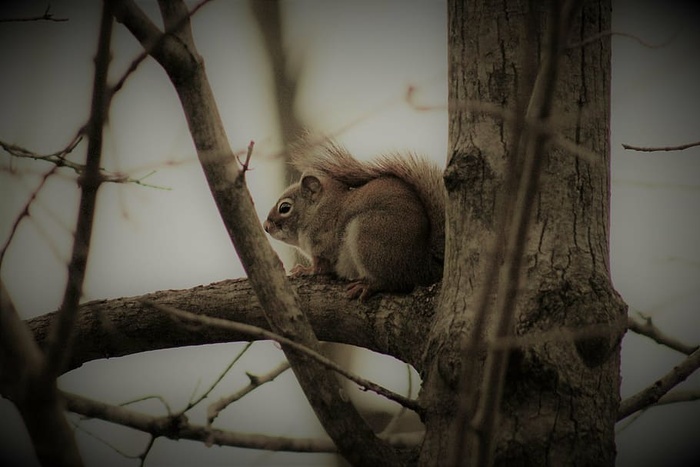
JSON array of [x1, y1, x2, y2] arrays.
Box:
[[419, 1, 626, 466]]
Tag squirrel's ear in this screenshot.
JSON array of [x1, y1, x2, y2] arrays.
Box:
[[300, 174, 323, 198]]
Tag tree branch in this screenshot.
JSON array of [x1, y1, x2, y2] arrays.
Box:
[[23, 277, 434, 375], [148, 301, 423, 414], [207, 359, 290, 426], [64, 390, 422, 453], [1, 281, 84, 466], [655, 389, 700, 407], [65, 390, 338, 453], [106, 1, 405, 463], [617, 347, 700, 421], [1, 136, 167, 188], [628, 315, 698, 355], [0, 5, 68, 22], [0, 165, 58, 267], [621, 140, 700, 152], [43, 4, 112, 380]]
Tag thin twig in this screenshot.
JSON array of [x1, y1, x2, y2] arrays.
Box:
[[1, 136, 168, 188], [379, 363, 414, 437], [207, 359, 291, 426], [0, 5, 69, 22], [71, 419, 142, 460], [237, 140, 255, 172], [617, 348, 700, 421], [621, 140, 700, 152], [0, 165, 58, 268], [119, 395, 173, 416], [144, 300, 424, 415], [182, 342, 254, 413], [567, 29, 681, 50], [627, 315, 698, 355], [0, 133, 83, 160], [137, 436, 156, 467]]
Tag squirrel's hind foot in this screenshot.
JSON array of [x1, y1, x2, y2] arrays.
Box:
[[346, 281, 376, 301]]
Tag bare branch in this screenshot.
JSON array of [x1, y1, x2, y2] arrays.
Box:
[[120, 395, 173, 415], [182, 341, 254, 413], [208, 359, 290, 426], [0, 165, 58, 267], [107, 0, 404, 462], [71, 420, 142, 460], [107, 0, 214, 101], [616, 389, 700, 434], [628, 315, 698, 355], [65, 390, 338, 453], [621, 140, 700, 152], [618, 348, 700, 421], [1, 136, 168, 188], [64, 390, 422, 453], [655, 389, 700, 407], [0, 4, 68, 22], [147, 300, 424, 415], [43, 5, 113, 379], [0, 133, 83, 168], [378, 363, 414, 437], [22, 277, 434, 374]]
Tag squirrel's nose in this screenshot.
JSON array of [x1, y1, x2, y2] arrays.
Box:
[[263, 220, 271, 233]]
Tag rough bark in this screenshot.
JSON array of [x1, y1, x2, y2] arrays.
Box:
[[419, 1, 626, 466], [26, 277, 437, 374]]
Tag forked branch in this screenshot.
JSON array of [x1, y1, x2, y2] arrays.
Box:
[[104, 1, 402, 464]]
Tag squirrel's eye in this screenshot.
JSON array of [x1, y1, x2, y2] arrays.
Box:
[[278, 201, 292, 215]]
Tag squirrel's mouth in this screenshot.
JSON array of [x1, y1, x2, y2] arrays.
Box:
[[263, 220, 296, 246]]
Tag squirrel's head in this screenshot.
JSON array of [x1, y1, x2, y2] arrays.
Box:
[[263, 173, 327, 247]]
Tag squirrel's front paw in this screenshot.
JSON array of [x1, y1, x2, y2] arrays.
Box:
[[346, 281, 376, 301], [290, 264, 316, 277]]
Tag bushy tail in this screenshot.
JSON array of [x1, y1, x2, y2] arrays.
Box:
[[293, 142, 446, 275]]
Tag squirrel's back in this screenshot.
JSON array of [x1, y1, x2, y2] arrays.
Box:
[[293, 142, 446, 268]]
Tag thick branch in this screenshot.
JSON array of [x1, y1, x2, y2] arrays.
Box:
[[24, 277, 435, 373]]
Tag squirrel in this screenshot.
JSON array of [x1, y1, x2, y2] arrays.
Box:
[[263, 142, 445, 300]]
